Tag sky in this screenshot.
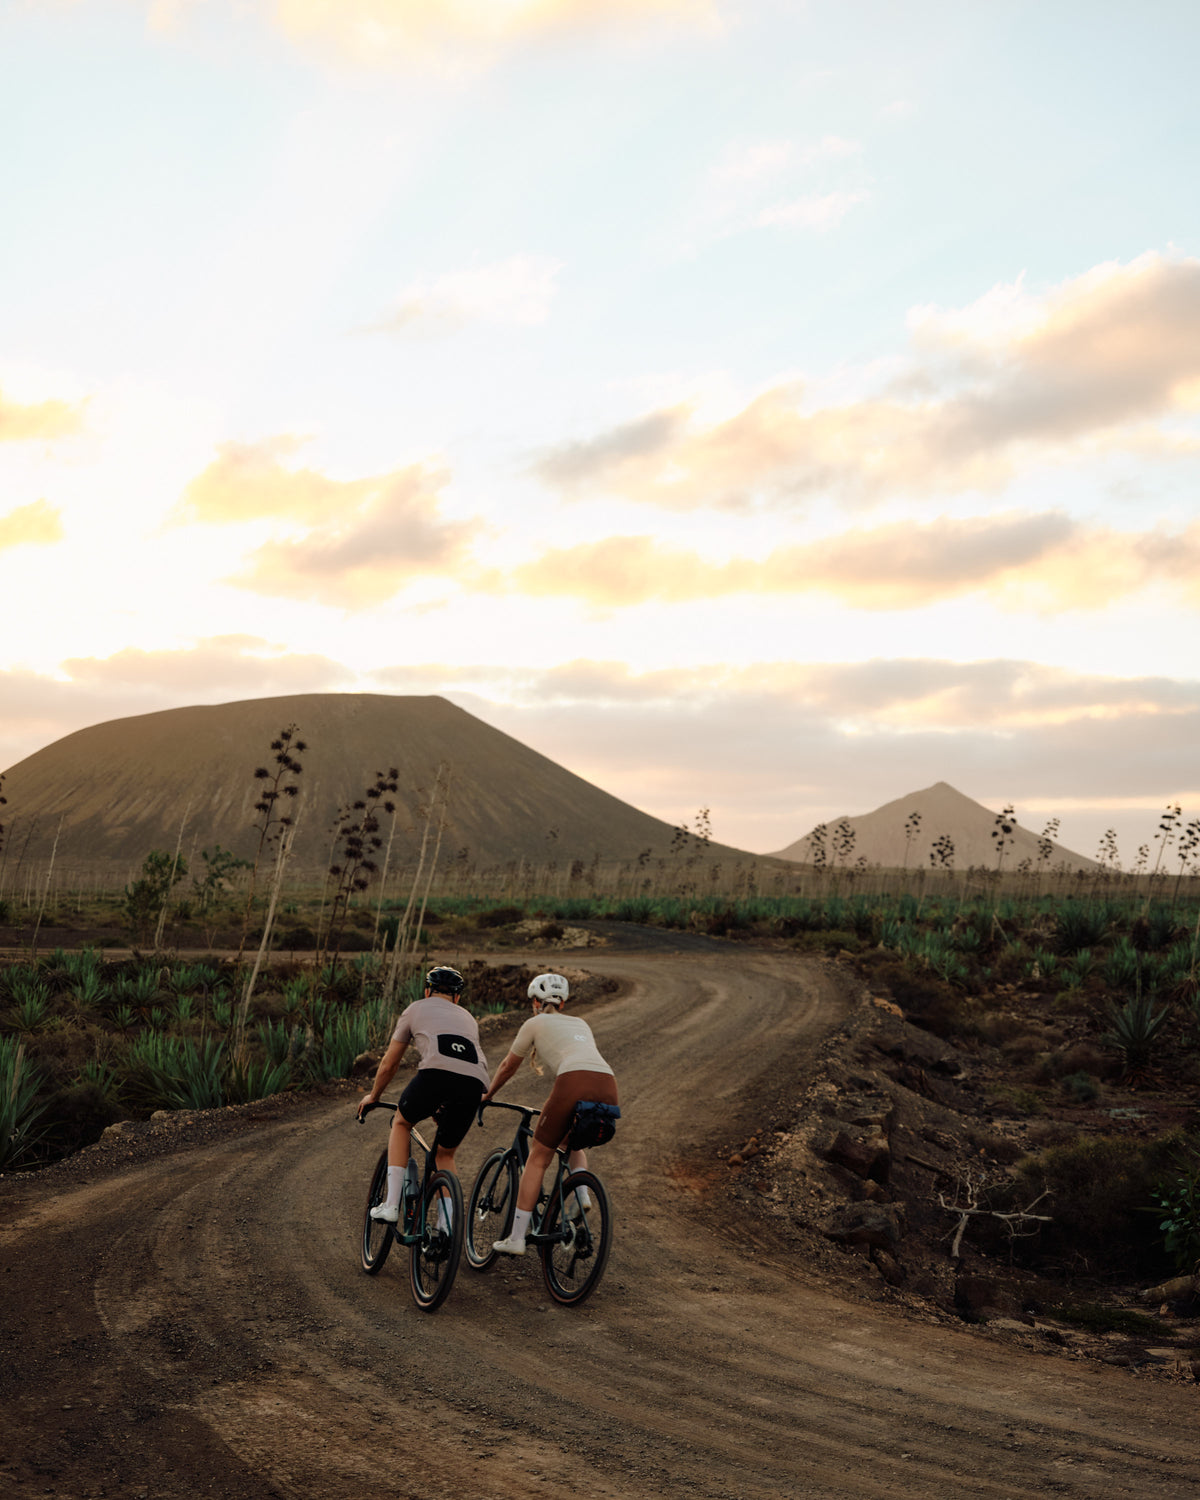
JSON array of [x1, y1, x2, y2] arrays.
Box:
[[2, 0, 1199, 869]]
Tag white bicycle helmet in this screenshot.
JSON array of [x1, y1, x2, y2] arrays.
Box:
[[528, 972, 569, 1007]]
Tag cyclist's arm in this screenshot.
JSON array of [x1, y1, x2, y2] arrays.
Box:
[[357, 1037, 407, 1117], [482, 1049, 522, 1103]]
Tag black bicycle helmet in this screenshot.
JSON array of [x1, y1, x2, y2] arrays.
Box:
[[425, 965, 465, 996]]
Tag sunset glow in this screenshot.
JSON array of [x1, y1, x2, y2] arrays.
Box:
[[2, 1, 1198, 863]]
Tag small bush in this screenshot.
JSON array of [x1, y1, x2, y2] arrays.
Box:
[[1151, 1151, 1200, 1274], [1047, 1303, 1170, 1337], [1061, 1071, 1101, 1104], [276, 925, 318, 950], [1014, 1132, 1190, 1275], [477, 905, 525, 929]]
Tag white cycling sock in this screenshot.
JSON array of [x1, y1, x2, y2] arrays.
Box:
[[509, 1208, 532, 1243], [437, 1196, 454, 1233], [384, 1165, 405, 1209]]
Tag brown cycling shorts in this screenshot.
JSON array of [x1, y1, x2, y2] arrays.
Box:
[[533, 1069, 619, 1149]]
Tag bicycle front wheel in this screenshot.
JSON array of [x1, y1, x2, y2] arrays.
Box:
[[410, 1168, 464, 1312], [465, 1148, 518, 1271], [361, 1149, 394, 1275], [539, 1170, 611, 1307]]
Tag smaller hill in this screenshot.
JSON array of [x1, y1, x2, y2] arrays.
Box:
[[768, 782, 1097, 873]]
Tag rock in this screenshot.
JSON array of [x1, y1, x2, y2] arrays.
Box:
[[1138, 1273, 1200, 1308], [816, 1124, 890, 1183], [954, 1275, 1022, 1320], [871, 1016, 965, 1077], [872, 1249, 906, 1286], [836, 1092, 895, 1131], [824, 1203, 905, 1255]]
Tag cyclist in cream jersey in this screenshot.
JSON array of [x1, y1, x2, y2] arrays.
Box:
[[482, 972, 619, 1256]]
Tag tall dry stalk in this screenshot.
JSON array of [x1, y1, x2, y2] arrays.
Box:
[[372, 790, 403, 953], [383, 762, 450, 1005], [234, 804, 302, 1064], [319, 768, 398, 971], [29, 813, 64, 960], [237, 725, 306, 964], [153, 799, 192, 950], [411, 765, 451, 959]]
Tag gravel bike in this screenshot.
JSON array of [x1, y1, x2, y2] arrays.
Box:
[[464, 1100, 612, 1307], [358, 1101, 464, 1312]]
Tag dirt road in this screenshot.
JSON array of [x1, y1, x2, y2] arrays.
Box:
[[2, 946, 1198, 1499]]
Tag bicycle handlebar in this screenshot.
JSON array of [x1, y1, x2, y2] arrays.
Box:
[[476, 1099, 541, 1127], [356, 1100, 398, 1123]]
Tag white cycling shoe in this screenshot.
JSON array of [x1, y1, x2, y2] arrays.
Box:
[[370, 1202, 401, 1223], [492, 1234, 527, 1256]]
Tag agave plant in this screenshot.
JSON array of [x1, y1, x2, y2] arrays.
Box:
[[12, 974, 51, 1032], [0, 1038, 46, 1168], [1103, 985, 1171, 1073]]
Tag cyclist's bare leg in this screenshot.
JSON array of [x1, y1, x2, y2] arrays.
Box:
[[388, 1112, 413, 1169], [516, 1139, 555, 1211]]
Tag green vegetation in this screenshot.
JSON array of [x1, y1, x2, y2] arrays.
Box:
[[1151, 1150, 1200, 1274], [1046, 1303, 1172, 1338]]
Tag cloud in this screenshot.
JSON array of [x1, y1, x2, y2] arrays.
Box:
[[368, 656, 1200, 859], [692, 135, 868, 245], [496, 512, 1091, 609], [0, 500, 65, 552], [229, 465, 478, 607], [532, 253, 1200, 511], [61, 636, 354, 693], [0, 640, 352, 773], [752, 190, 867, 232], [367, 256, 563, 335], [0, 388, 86, 443], [174, 439, 478, 607], [176, 436, 363, 525], [268, 0, 719, 66], [490, 513, 1200, 612]]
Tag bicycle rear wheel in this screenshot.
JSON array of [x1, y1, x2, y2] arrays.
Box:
[[361, 1149, 394, 1275], [465, 1148, 518, 1271], [539, 1170, 611, 1307], [410, 1168, 464, 1311]]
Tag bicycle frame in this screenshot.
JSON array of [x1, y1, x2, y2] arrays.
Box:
[[359, 1100, 439, 1246], [475, 1100, 575, 1244], [466, 1100, 613, 1305], [358, 1099, 466, 1311]]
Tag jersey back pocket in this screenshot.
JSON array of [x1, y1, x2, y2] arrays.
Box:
[[436, 1033, 479, 1065]]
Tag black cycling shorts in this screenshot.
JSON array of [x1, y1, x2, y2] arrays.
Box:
[[398, 1068, 485, 1151]]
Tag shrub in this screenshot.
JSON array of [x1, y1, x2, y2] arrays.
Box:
[[1061, 1071, 1101, 1104], [477, 905, 525, 928], [1151, 1148, 1200, 1274], [1013, 1132, 1189, 1275], [124, 850, 188, 944]]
